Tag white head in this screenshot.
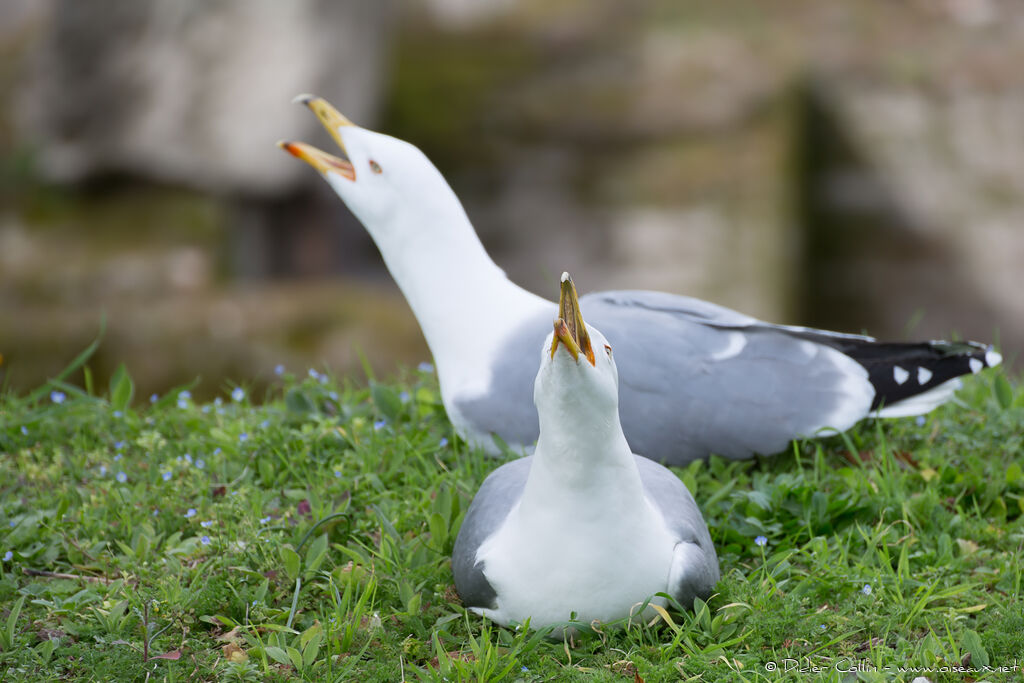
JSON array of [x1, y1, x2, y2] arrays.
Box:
[[534, 273, 620, 430], [279, 96, 470, 248]]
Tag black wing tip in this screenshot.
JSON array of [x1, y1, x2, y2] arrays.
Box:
[[864, 340, 1000, 409]]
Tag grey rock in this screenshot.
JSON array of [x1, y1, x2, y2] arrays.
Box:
[[15, 0, 393, 196]]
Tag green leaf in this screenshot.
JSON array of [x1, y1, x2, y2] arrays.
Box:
[[25, 320, 104, 404], [280, 546, 301, 581], [264, 646, 290, 666], [370, 381, 403, 421], [302, 630, 323, 668], [286, 645, 304, 671], [961, 628, 989, 667], [1007, 463, 1023, 486], [994, 374, 1013, 410], [3, 595, 25, 650], [428, 512, 448, 550], [305, 534, 328, 575], [109, 363, 134, 411]]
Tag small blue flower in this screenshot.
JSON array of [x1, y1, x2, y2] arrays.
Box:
[[99, 465, 108, 476], [195, 459, 205, 470], [319, 373, 328, 385], [201, 520, 214, 528], [861, 583, 872, 596], [113, 454, 122, 462], [20, 426, 28, 436], [399, 391, 410, 403], [328, 391, 338, 401], [50, 391, 66, 404], [114, 440, 125, 450], [521, 666, 529, 672], [213, 447, 222, 456], [2, 551, 11, 562], [180, 390, 192, 400], [200, 535, 211, 546], [152, 509, 159, 516], [162, 471, 172, 482], [259, 516, 272, 524], [239, 433, 249, 443], [8, 521, 15, 528], [150, 393, 159, 403], [201, 405, 211, 414], [754, 535, 767, 547], [334, 470, 342, 478], [231, 387, 245, 402], [260, 420, 269, 429], [113, 410, 123, 419], [915, 415, 926, 427], [439, 437, 449, 448], [216, 407, 225, 415], [214, 397, 223, 406], [418, 362, 434, 373], [820, 624, 827, 630], [185, 508, 197, 518], [116, 471, 127, 483], [184, 453, 193, 464], [308, 368, 319, 380], [177, 398, 189, 409], [374, 420, 387, 431], [275, 364, 285, 376]]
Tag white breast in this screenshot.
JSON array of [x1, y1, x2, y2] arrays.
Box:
[[474, 492, 676, 628]]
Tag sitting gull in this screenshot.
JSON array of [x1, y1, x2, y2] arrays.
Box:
[[278, 96, 1002, 465], [451, 273, 719, 630]]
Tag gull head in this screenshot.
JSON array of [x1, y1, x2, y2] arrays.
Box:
[[279, 95, 458, 240], [535, 273, 619, 418]]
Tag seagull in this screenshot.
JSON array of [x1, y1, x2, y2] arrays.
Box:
[[451, 273, 719, 630], [278, 95, 1003, 465]]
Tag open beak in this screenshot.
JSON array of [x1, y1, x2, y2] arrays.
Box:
[[279, 95, 357, 180], [277, 140, 355, 181], [293, 94, 355, 152], [550, 272, 596, 366]]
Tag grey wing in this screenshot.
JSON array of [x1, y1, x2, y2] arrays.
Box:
[[591, 290, 874, 341], [451, 309, 554, 452], [583, 291, 875, 464], [634, 455, 719, 607], [451, 456, 533, 609]]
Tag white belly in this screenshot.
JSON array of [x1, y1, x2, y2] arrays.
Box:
[[474, 498, 676, 629]]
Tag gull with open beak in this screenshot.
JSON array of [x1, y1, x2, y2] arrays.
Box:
[[451, 273, 719, 630], [279, 95, 1003, 465]]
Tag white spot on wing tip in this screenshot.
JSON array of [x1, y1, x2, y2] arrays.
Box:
[[893, 366, 909, 385], [969, 358, 983, 374], [917, 366, 933, 385], [986, 348, 1002, 367], [560, 271, 570, 283], [291, 93, 316, 104]]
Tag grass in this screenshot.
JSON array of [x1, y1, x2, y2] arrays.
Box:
[[0, 343, 1021, 682]]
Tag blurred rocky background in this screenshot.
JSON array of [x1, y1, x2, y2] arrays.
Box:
[[1, 0, 1020, 400]]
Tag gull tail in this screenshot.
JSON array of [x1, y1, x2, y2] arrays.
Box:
[[821, 339, 1000, 417]]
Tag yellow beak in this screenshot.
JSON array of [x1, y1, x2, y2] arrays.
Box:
[[279, 95, 358, 180], [277, 140, 355, 181], [293, 94, 354, 155], [550, 272, 595, 366]]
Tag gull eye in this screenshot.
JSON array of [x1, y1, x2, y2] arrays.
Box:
[[604, 344, 612, 356], [369, 159, 383, 174]]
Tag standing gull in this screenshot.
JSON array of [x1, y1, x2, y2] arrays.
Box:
[[451, 273, 718, 630], [278, 96, 1002, 465]]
